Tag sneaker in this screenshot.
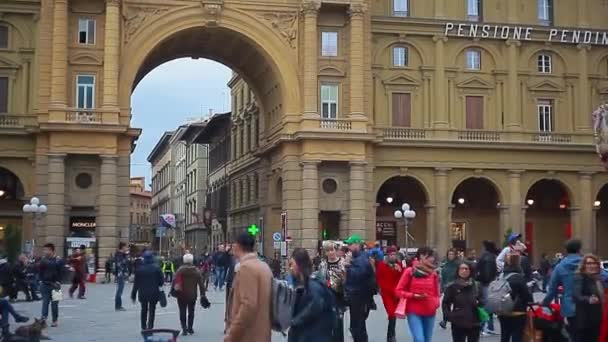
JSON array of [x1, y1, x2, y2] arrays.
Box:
[[77, 296, 86, 300], [115, 307, 126, 312], [481, 331, 491, 337], [182, 330, 189, 336], [486, 329, 499, 335], [51, 322, 58, 327], [188, 329, 194, 335]]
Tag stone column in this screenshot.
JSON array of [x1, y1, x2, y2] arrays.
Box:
[[577, 45, 591, 132], [433, 0, 445, 18], [348, 3, 366, 118], [50, 0, 68, 107], [301, 1, 320, 117], [230, 128, 236, 160], [577, 0, 589, 27], [434, 168, 450, 253], [243, 118, 250, 154], [98, 155, 118, 267], [282, 157, 302, 251], [426, 205, 436, 248], [250, 114, 257, 149], [506, 40, 521, 130], [117, 154, 131, 243], [432, 36, 448, 128], [249, 174, 256, 206], [578, 172, 594, 252], [507, 0, 518, 23], [508, 170, 523, 233], [102, 0, 121, 109], [349, 162, 367, 239], [301, 161, 319, 251], [499, 206, 510, 242], [234, 126, 241, 158], [46, 154, 66, 255]]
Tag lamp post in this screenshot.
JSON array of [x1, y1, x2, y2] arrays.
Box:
[[394, 203, 416, 256], [22, 197, 47, 254]]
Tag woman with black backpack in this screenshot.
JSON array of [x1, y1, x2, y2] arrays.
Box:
[[288, 248, 337, 342], [498, 253, 533, 342], [442, 261, 483, 342]]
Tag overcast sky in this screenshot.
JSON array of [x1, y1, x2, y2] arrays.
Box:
[[130, 58, 232, 186]]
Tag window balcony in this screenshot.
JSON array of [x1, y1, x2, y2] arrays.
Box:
[[0, 114, 37, 129], [65, 109, 102, 123], [320, 119, 352, 130]]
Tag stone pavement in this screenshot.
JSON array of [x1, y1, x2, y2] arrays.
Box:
[[6, 283, 504, 341]]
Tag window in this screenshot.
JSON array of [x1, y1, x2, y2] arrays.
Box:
[[76, 75, 95, 109], [538, 99, 553, 132], [321, 31, 338, 57], [538, 0, 553, 26], [320, 84, 338, 119], [465, 96, 484, 129], [392, 93, 411, 127], [466, 49, 481, 70], [0, 77, 7, 113], [393, 0, 409, 17], [78, 18, 95, 45], [467, 0, 482, 21], [0, 26, 8, 49], [392, 46, 408, 67], [537, 54, 552, 73]]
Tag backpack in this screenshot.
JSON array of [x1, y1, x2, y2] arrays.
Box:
[[270, 278, 297, 334], [485, 273, 516, 314]]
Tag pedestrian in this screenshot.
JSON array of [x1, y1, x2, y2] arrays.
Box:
[[198, 253, 211, 292], [498, 253, 533, 342], [68, 248, 86, 299], [317, 241, 347, 342], [173, 253, 207, 336], [497, 233, 525, 273], [223, 244, 236, 320], [224, 232, 272, 342], [573, 254, 604, 342], [442, 261, 483, 342], [441, 249, 459, 293], [13, 254, 35, 301], [39, 243, 64, 327], [539, 253, 551, 293], [375, 246, 403, 342], [131, 250, 164, 330], [475, 240, 499, 336], [0, 256, 14, 301], [114, 242, 130, 311], [288, 248, 337, 342], [542, 239, 583, 341], [343, 235, 377, 342], [105, 254, 113, 284], [0, 297, 29, 338], [395, 246, 440, 342], [161, 257, 175, 283]]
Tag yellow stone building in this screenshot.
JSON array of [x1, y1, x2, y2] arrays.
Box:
[[1, 0, 608, 266]]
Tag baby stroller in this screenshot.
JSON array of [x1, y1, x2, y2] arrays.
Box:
[[141, 329, 180, 342], [527, 304, 569, 342]]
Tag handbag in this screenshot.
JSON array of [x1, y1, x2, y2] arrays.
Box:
[[477, 307, 490, 322], [51, 289, 63, 302], [395, 298, 408, 319], [159, 289, 167, 308]]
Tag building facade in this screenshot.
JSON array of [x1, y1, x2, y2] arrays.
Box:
[[170, 126, 187, 253], [128, 177, 152, 248], [148, 132, 173, 254], [2, 0, 608, 265]]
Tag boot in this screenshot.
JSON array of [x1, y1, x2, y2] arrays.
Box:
[[1, 324, 11, 338], [387, 318, 396, 342]]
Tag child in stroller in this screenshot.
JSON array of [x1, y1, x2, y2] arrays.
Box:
[[529, 303, 569, 342]]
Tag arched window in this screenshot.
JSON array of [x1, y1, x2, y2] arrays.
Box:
[[392, 46, 408, 67], [466, 49, 481, 70], [537, 54, 552, 73]]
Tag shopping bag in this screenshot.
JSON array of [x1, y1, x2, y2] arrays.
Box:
[[394, 298, 407, 319], [51, 289, 63, 302], [477, 307, 490, 322]]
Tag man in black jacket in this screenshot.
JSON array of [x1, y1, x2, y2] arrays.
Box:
[[131, 251, 164, 330], [39, 243, 64, 327], [476, 240, 498, 335]]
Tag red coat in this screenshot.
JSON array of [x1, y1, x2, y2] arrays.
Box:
[[376, 261, 403, 318], [600, 288, 608, 342], [395, 267, 440, 317]]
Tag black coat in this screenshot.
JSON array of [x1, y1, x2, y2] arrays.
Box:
[[442, 280, 482, 329], [501, 266, 533, 314], [573, 273, 603, 331], [288, 278, 335, 342], [476, 251, 497, 285], [131, 262, 164, 303]]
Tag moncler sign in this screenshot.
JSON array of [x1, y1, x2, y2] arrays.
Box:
[[444, 22, 608, 46]]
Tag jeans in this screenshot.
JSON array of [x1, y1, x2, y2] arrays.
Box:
[[214, 267, 226, 289], [566, 317, 577, 342], [164, 272, 173, 283], [69, 274, 86, 298], [498, 315, 526, 342], [451, 327, 481, 342], [349, 295, 370, 342], [406, 314, 435, 342], [178, 299, 195, 331], [40, 282, 58, 323], [140, 300, 157, 330], [115, 275, 125, 309], [0, 298, 21, 327], [480, 284, 495, 331]]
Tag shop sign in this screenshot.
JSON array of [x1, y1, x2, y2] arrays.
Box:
[[70, 217, 96, 230], [444, 23, 608, 46], [66, 237, 96, 248], [376, 221, 396, 238]]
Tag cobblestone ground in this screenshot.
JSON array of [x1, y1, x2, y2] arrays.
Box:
[[5, 283, 507, 341]]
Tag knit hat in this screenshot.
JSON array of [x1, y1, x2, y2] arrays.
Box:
[[183, 253, 194, 264]]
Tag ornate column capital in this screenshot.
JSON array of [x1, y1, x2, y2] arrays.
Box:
[[434, 167, 451, 176], [348, 2, 367, 17], [349, 161, 368, 167], [300, 160, 321, 167], [577, 43, 592, 51], [300, 0, 320, 16], [505, 39, 521, 47], [432, 35, 448, 43], [105, 0, 121, 6]]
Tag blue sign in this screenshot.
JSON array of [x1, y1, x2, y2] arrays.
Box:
[[272, 232, 282, 242], [156, 226, 166, 238]]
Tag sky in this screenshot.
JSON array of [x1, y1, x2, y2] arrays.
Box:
[[130, 58, 232, 186]]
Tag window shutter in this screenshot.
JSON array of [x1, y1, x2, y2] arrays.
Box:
[[392, 93, 411, 127], [0, 26, 7, 49], [466, 96, 483, 129], [0, 77, 8, 113]]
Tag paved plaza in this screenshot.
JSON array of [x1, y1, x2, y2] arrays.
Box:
[[6, 283, 503, 341]]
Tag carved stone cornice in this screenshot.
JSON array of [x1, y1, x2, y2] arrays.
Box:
[[199, 0, 224, 27], [123, 6, 170, 43], [257, 12, 298, 49]]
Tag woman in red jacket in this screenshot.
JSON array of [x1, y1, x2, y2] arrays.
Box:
[[395, 246, 440, 342], [376, 246, 403, 342], [598, 286, 608, 342]]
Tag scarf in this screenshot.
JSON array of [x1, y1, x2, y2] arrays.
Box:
[[455, 277, 473, 288], [413, 262, 435, 278]]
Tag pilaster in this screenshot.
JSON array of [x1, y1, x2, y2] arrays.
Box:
[[433, 0, 445, 18], [98, 155, 118, 267], [506, 40, 521, 130], [301, 0, 320, 118], [348, 3, 366, 119], [578, 172, 594, 252], [508, 170, 523, 233], [50, 0, 68, 107], [301, 160, 319, 251], [349, 161, 367, 239], [432, 36, 447, 128], [46, 154, 66, 255], [434, 168, 450, 253], [282, 157, 302, 251], [577, 44, 591, 132], [102, 0, 121, 111]]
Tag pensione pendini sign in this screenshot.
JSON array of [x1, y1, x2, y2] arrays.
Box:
[[444, 22, 608, 46]]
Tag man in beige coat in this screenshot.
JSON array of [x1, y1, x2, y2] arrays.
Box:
[[224, 232, 272, 342]]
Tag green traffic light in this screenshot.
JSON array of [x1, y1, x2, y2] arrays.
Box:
[[248, 224, 260, 236]]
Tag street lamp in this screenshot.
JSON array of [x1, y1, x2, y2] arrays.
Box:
[[22, 197, 47, 253], [394, 203, 416, 256]]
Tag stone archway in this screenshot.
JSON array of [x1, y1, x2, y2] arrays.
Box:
[[0, 167, 26, 248], [376, 176, 429, 248], [451, 178, 502, 255], [525, 179, 572, 262], [596, 184, 608, 258]]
